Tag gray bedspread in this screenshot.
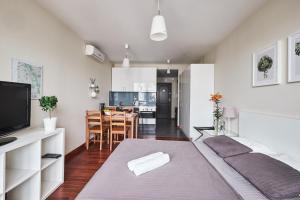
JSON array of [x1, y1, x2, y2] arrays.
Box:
[[76, 139, 242, 200]]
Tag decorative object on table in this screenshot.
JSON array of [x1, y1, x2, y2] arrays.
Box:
[[122, 43, 130, 67], [11, 58, 43, 99], [223, 106, 237, 133], [103, 108, 111, 115], [39, 96, 58, 133], [252, 41, 281, 87], [89, 78, 99, 98], [288, 31, 300, 82], [210, 92, 223, 135], [150, 0, 168, 41]]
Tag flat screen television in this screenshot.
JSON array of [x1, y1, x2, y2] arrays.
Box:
[[0, 81, 31, 138]]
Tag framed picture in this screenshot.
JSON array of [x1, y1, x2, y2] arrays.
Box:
[[252, 41, 281, 87], [288, 31, 300, 82], [11, 58, 43, 99]]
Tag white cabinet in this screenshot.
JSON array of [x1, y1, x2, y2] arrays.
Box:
[[112, 68, 157, 92], [0, 128, 64, 200], [111, 68, 132, 91], [179, 64, 214, 140]]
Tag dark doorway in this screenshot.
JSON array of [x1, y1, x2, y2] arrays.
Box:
[[156, 83, 172, 119]]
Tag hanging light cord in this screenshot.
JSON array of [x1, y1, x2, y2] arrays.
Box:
[[157, 0, 161, 15], [125, 44, 129, 58]]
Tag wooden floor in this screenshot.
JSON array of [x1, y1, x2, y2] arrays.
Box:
[[48, 136, 188, 200]]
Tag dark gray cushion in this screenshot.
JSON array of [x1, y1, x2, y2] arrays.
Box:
[[225, 153, 300, 200], [203, 135, 252, 158]]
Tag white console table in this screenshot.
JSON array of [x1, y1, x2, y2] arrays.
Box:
[[0, 128, 65, 200]]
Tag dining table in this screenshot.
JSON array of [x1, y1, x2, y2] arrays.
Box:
[[102, 112, 139, 138], [85, 111, 139, 150]]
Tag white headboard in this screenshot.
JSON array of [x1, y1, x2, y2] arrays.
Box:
[[239, 111, 300, 162]]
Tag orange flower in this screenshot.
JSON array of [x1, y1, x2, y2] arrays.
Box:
[[210, 92, 223, 102]]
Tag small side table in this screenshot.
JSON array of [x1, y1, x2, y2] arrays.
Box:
[[193, 128, 239, 142]]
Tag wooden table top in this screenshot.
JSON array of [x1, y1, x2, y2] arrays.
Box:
[[102, 112, 138, 120]]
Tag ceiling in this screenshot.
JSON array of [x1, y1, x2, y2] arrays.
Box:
[[36, 0, 267, 63]]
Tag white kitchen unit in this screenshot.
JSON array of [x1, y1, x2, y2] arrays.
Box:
[[112, 67, 157, 92], [179, 64, 214, 140], [0, 128, 64, 200]]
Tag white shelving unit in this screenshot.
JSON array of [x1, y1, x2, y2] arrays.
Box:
[[41, 159, 63, 200], [0, 128, 65, 200]]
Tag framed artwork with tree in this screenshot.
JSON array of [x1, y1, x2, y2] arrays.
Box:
[[252, 41, 281, 87], [288, 31, 300, 82]]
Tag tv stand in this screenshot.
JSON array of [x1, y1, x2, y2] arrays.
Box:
[[0, 137, 17, 146], [0, 128, 65, 200]]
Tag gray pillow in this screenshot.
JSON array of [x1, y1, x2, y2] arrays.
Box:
[[225, 153, 300, 200], [203, 135, 252, 158]]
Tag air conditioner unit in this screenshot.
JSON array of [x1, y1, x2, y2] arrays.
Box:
[[85, 44, 105, 63]]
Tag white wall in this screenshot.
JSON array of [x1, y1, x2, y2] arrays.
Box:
[[203, 0, 300, 133], [0, 0, 112, 153]]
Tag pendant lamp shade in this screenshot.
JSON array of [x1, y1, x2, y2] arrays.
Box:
[[122, 56, 130, 68], [122, 43, 130, 67], [150, 15, 167, 41]]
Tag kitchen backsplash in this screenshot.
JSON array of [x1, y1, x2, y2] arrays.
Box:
[[109, 91, 156, 106]]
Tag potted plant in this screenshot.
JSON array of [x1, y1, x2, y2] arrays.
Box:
[[39, 96, 58, 132]]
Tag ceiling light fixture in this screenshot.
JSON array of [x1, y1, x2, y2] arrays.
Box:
[[166, 59, 171, 74], [122, 43, 130, 67], [150, 0, 167, 41]]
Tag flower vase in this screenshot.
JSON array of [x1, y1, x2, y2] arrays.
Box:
[[214, 119, 221, 135]]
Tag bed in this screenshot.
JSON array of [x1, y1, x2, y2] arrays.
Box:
[[76, 139, 243, 200], [76, 111, 300, 200]]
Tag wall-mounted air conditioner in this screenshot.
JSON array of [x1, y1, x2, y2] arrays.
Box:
[[85, 44, 105, 63]]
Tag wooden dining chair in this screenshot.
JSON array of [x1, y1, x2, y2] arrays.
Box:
[[125, 114, 138, 139], [86, 111, 109, 150], [109, 111, 129, 151]]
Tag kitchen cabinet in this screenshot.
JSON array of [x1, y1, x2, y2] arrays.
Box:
[[112, 67, 157, 92], [112, 68, 132, 91]]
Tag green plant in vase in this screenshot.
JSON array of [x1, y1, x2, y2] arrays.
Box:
[[39, 96, 58, 132]]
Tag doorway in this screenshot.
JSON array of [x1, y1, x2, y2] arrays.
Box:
[[139, 69, 186, 139], [157, 83, 172, 119]]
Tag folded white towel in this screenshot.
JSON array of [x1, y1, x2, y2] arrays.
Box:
[[133, 153, 170, 176], [127, 152, 163, 171]]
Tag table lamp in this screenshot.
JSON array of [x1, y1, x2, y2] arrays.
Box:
[[223, 107, 237, 132]]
